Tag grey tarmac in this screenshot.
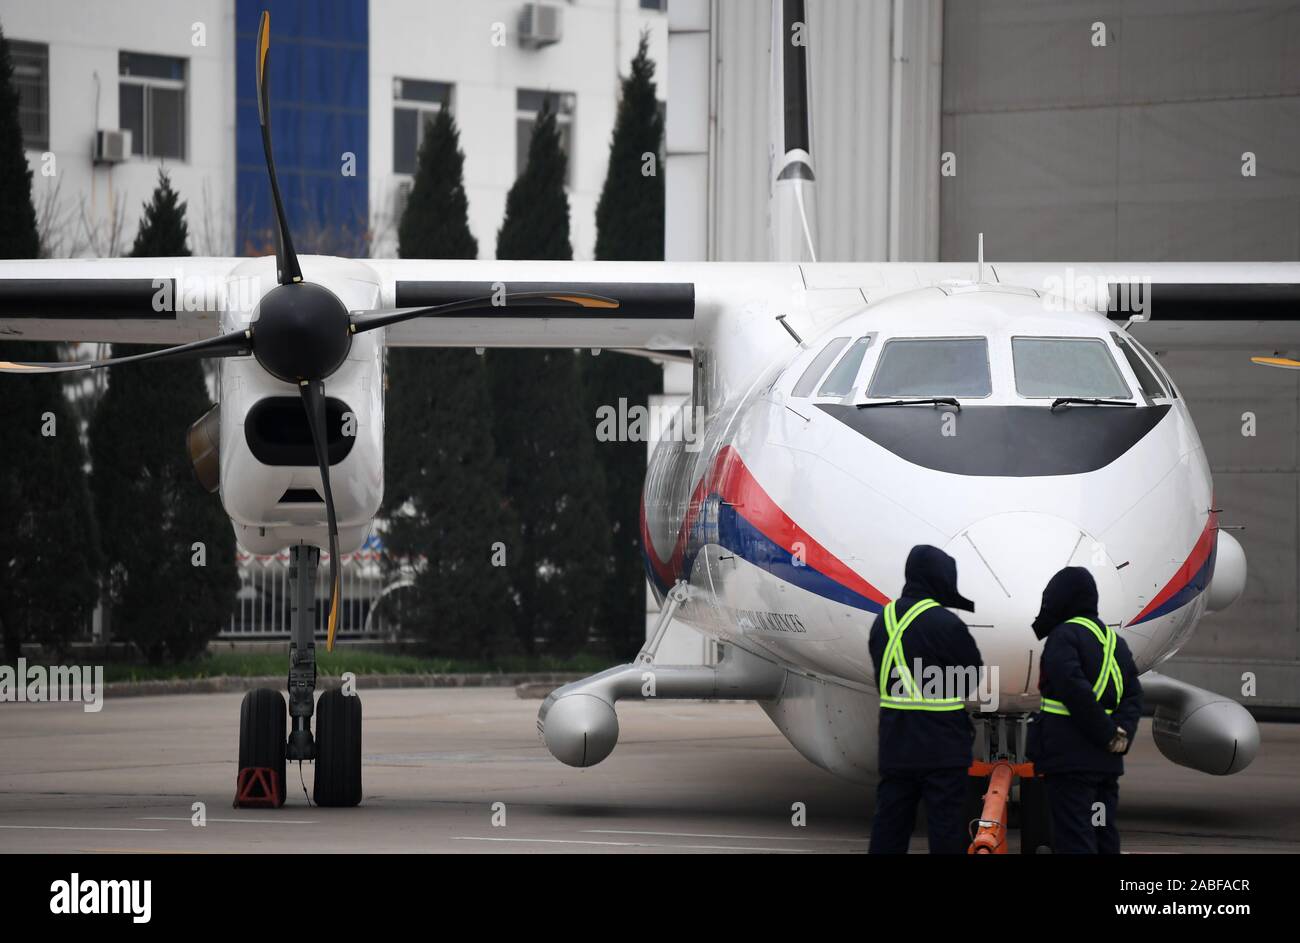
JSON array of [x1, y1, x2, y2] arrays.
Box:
[[0, 688, 1295, 854]]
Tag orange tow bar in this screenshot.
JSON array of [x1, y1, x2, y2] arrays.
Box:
[[967, 760, 1035, 854]]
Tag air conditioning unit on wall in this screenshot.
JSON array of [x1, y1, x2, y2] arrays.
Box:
[[519, 2, 563, 49], [93, 129, 131, 164]]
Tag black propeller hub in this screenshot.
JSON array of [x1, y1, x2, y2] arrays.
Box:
[[252, 281, 352, 383]]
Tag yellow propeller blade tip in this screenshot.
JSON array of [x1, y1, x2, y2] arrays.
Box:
[[325, 578, 340, 652], [1251, 356, 1300, 370], [257, 12, 269, 79]]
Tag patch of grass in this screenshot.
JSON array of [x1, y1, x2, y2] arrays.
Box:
[[5, 651, 616, 684]]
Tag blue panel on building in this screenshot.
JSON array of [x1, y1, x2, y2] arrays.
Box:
[[236, 0, 368, 258]]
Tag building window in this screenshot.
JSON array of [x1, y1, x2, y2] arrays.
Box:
[[516, 89, 574, 182], [393, 78, 452, 175], [10, 40, 49, 151], [640, 0, 668, 11], [119, 51, 187, 160]]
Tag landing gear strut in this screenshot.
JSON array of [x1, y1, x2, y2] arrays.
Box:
[[286, 545, 319, 763], [235, 544, 362, 808]]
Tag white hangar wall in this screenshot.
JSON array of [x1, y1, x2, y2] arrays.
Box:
[[941, 0, 1300, 707], [671, 0, 1300, 703]]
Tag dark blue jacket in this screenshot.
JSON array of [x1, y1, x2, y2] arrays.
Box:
[[1027, 568, 1143, 776], [869, 545, 983, 772]]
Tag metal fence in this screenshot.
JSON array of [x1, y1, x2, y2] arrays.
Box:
[[224, 549, 415, 641]]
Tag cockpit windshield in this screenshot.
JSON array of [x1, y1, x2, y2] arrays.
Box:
[[867, 337, 991, 398], [1012, 337, 1131, 399]]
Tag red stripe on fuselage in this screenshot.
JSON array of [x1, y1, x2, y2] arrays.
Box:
[[1128, 509, 1218, 625], [640, 445, 888, 606]]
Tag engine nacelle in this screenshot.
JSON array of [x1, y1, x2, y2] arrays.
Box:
[[539, 693, 620, 768], [187, 404, 221, 493], [1206, 529, 1246, 611], [538, 648, 786, 768], [1143, 671, 1258, 775]]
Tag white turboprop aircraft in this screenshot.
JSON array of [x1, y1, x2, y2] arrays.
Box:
[[1, 10, 1289, 809]]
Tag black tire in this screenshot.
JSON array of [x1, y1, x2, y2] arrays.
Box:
[[238, 688, 287, 808], [1019, 776, 1053, 854], [314, 688, 362, 807]]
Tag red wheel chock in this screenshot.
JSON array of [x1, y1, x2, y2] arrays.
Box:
[[234, 767, 284, 808]]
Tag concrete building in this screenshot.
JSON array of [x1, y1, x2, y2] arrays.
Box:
[[1, 0, 669, 261]]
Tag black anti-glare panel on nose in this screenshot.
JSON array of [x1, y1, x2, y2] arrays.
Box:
[[817, 403, 1171, 477], [245, 396, 355, 467]]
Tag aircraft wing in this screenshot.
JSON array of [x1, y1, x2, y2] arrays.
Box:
[[7, 256, 1300, 356], [992, 261, 1300, 352], [0, 257, 240, 345], [366, 259, 706, 351]]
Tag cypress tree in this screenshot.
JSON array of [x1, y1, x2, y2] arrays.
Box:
[[594, 35, 665, 263], [129, 169, 192, 256], [87, 170, 238, 663], [0, 26, 100, 660], [585, 36, 666, 658], [0, 25, 37, 259], [383, 108, 518, 660], [492, 104, 610, 656]]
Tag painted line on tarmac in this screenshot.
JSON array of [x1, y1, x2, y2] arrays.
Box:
[[453, 836, 809, 852], [0, 824, 166, 832], [585, 828, 866, 843], [139, 817, 318, 825]]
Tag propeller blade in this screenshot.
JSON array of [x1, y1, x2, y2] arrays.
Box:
[[300, 378, 342, 652], [255, 11, 302, 286], [0, 330, 251, 374], [348, 290, 620, 335]]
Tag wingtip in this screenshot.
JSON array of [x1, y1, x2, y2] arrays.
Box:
[[1251, 356, 1300, 370]]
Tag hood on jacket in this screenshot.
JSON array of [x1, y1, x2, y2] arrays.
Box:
[[900, 544, 975, 612], [1031, 566, 1100, 640]]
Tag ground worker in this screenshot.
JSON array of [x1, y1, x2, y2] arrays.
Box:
[[868, 544, 983, 854], [1028, 566, 1143, 854]]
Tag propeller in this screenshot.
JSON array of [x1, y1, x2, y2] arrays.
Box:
[[255, 10, 301, 287], [0, 10, 621, 652]]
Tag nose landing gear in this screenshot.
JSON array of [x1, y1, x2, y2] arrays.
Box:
[[967, 714, 1050, 853], [235, 544, 363, 809]]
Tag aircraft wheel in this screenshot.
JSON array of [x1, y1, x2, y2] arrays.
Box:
[[313, 689, 362, 807], [1019, 776, 1052, 853], [238, 688, 287, 807]]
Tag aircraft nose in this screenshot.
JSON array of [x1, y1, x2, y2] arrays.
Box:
[[942, 511, 1125, 705]]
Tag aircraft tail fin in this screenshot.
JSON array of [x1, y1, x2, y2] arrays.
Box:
[[769, 0, 819, 263]]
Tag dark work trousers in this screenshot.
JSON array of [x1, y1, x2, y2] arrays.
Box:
[[1044, 773, 1120, 854], [869, 767, 969, 854]]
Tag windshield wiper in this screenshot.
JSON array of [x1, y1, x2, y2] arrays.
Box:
[[858, 397, 961, 411], [1050, 397, 1137, 411]]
